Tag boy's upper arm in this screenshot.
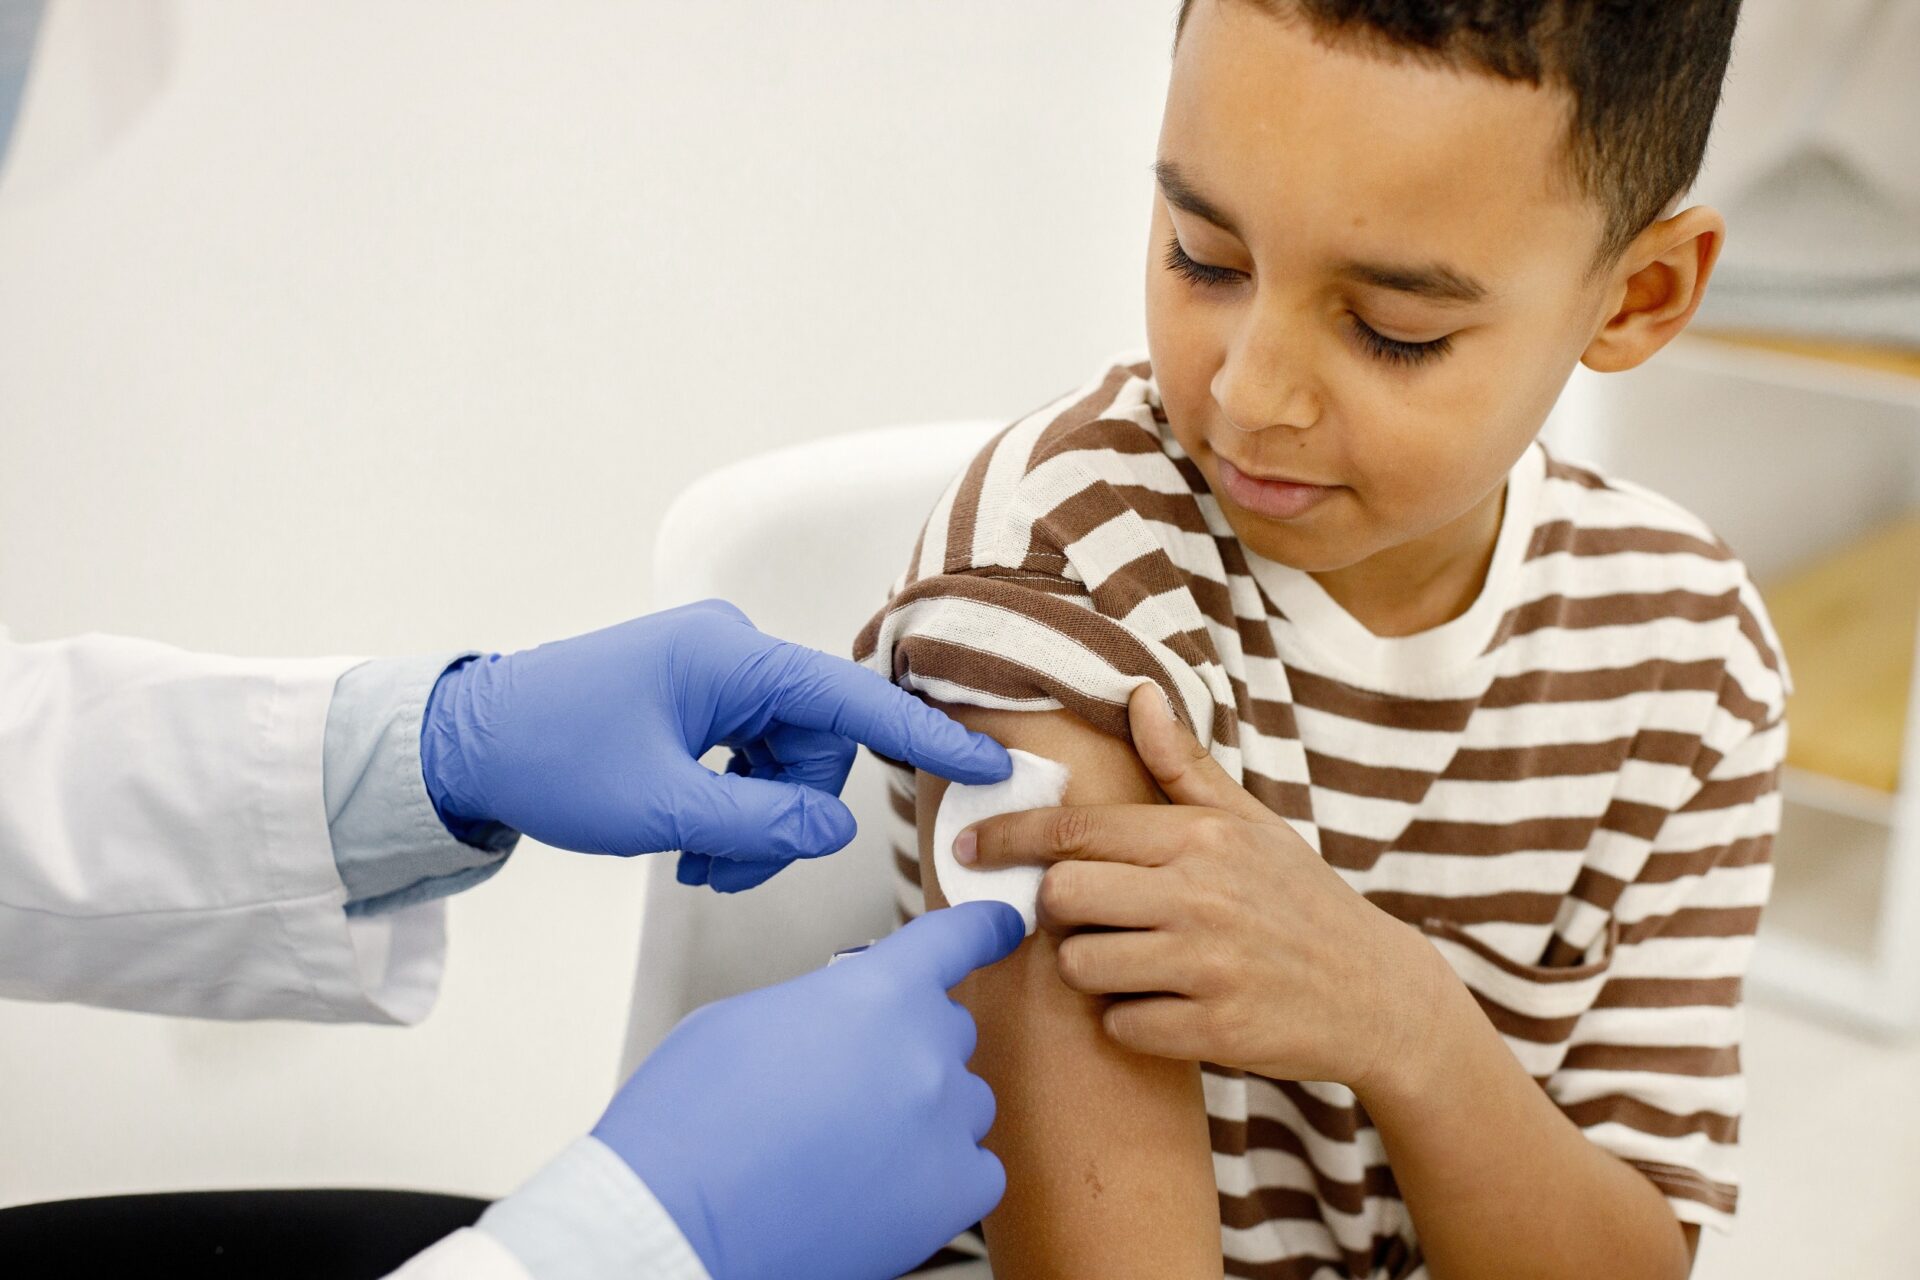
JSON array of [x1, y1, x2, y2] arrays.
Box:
[[917, 701, 1220, 1279]]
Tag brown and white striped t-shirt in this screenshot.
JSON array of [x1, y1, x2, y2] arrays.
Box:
[[854, 358, 1787, 1278]]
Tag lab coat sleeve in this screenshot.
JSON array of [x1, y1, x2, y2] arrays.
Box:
[[0, 632, 447, 1023], [381, 1228, 535, 1280], [325, 653, 517, 918], [472, 1137, 710, 1280], [384, 1139, 710, 1280]]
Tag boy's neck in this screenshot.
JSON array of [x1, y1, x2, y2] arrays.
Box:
[[1310, 480, 1509, 639]]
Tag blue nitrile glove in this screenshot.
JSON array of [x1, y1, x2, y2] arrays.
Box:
[[420, 599, 1010, 891], [594, 901, 1023, 1280]]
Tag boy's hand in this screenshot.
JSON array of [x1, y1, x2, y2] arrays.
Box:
[[957, 684, 1444, 1095]]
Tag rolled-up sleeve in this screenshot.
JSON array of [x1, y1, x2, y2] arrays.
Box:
[[323, 654, 518, 918]]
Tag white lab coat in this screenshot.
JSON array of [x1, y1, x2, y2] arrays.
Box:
[[0, 631, 445, 1021], [0, 630, 531, 1278]]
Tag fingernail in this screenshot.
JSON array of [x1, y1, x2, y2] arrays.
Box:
[[954, 828, 978, 865]]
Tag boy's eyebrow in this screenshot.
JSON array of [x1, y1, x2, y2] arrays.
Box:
[[1155, 158, 1492, 305], [1339, 260, 1490, 305], [1153, 159, 1241, 236]]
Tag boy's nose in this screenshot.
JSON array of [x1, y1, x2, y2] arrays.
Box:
[[1211, 327, 1321, 434]]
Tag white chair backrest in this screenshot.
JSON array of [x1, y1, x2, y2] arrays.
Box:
[[620, 420, 1001, 1073]]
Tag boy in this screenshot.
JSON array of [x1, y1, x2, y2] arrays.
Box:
[[856, 1, 1782, 1276]]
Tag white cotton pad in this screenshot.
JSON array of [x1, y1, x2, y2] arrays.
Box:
[[932, 748, 1072, 937]]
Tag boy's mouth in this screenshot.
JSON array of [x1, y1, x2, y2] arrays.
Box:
[[1214, 456, 1340, 521]]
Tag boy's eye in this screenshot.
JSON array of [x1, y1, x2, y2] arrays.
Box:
[[1163, 234, 1243, 288], [1165, 233, 1453, 369], [1348, 315, 1452, 368]]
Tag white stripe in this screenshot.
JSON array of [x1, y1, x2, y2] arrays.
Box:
[[1571, 1005, 1744, 1049], [1611, 934, 1757, 980], [1615, 862, 1772, 923], [1550, 1068, 1745, 1115]]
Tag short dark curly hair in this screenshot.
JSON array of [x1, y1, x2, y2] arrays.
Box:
[[1174, 0, 1742, 263]]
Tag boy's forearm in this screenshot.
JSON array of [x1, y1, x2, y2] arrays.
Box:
[[1359, 932, 1694, 1280]]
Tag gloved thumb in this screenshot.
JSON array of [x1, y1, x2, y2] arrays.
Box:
[[663, 760, 860, 863]]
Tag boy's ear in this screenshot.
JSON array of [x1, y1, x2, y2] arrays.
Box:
[[1580, 204, 1725, 374]]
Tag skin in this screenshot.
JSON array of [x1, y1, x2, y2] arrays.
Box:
[[930, 1, 1728, 1273], [916, 704, 1221, 1278]]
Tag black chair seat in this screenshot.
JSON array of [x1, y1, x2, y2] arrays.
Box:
[[0, 1188, 489, 1278]]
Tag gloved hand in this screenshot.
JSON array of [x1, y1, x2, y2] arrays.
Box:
[[420, 600, 1010, 891], [593, 901, 1023, 1280]]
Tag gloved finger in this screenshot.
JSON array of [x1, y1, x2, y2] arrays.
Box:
[[758, 645, 1011, 786], [952, 1070, 997, 1144], [685, 597, 754, 627], [706, 856, 790, 894], [667, 762, 859, 862], [959, 1146, 1009, 1224], [759, 721, 858, 794], [676, 851, 715, 886], [944, 997, 979, 1063], [867, 901, 1025, 991]]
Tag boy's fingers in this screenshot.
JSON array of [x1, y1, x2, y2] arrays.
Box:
[[1037, 861, 1169, 932], [1101, 994, 1212, 1062], [1055, 928, 1191, 995], [1127, 684, 1274, 825], [963, 804, 1208, 869]]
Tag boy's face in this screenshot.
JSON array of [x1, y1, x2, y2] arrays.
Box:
[[1146, 0, 1619, 579]]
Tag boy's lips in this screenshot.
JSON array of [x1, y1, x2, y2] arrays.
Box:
[[1214, 457, 1340, 520]]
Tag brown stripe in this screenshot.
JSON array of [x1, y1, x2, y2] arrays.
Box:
[[893, 635, 1131, 739], [1559, 1094, 1738, 1143], [1732, 597, 1784, 676], [1367, 888, 1564, 929], [1481, 659, 1721, 709], [940, 430, 1002, 575], [1035, 481, 1129, 548], [1470, 992, 1582, 1046], [852, 609, 882, 664], [1641, 835, 1772, 883], [1289, 666, 1477, 732], [1390, 816, 1593, 858], [1306, 749, 1434, 803], [1541, 451, 1612, 490], [1242, 770, 1315, 823], [1560, 1042, 1740, 1076], [1501, 587, 1742, 638], [1225, 1255, 1353, 1280], [1525, 518, 1734, 563], [1620, 904, 1763, 945], [1209, 1130, 1374, 1222], [1119, 483, 1213, 534], [1680, 765, 1779, 812], [1088, 547, 1202, 624], [1441, 731, 1698, 783], [1025, 371, 1161, 471], [892, 844, 922, 889], [1566, 863, 1630, 914], [1593, 975, 1742, 1009], [1628, 1159, 1737, 1213]]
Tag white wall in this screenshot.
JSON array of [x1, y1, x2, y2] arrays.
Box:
[[0, 0, 1177, 1203]]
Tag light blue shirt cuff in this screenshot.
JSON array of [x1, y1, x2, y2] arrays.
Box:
[[323, 654, 518, 918], [477, 1136, 711, 1280]]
